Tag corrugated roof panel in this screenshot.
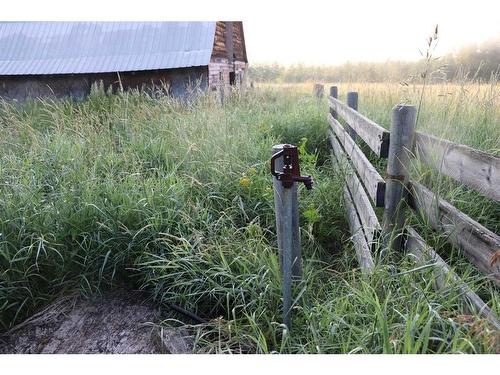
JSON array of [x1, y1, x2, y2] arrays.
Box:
[[0, 21, 217, 75]]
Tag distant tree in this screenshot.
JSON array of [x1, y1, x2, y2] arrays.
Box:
[[445, 35, 500, 80], [247, 35, 500, 83]]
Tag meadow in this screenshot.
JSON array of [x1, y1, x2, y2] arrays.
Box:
[[0, 81, 498, 353]]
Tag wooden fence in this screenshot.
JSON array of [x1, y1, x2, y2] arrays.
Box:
[[324, 84, 500, 329]]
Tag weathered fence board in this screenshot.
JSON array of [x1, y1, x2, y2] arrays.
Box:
[[406, 227, 500, 330], [343, 185, 375, 274], [414, 132, 500, 201], [330, 147, 375, 273], [328, 96, 390, 157], [328, 114, 385, 206], [329, 133, 381, 246], [345, 172, 381, 247], [409, 181, 500, 285], [325, 87, 500, 329]]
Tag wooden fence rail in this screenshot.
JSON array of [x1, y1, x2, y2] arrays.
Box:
[[329, 133, 381, 250], [328, 114, 386, 206], [405, 227, 500, 330], [328, 95, 390, 157], [409, 181, 500, 286], [414, 132, 500, 201], [322, 83, 500, 326], [343, 185, 376, 273]]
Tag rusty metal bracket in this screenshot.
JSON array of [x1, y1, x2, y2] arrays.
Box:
[[271, 144, 313, 189], [385, 173, 406, 181]]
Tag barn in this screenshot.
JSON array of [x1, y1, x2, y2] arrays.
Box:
[[0, 21, 247, 101]]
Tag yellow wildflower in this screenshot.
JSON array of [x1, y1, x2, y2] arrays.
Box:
[[239, 177, 251, 187]]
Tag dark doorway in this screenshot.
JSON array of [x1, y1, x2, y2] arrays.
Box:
[[229, 71, 236, 86]]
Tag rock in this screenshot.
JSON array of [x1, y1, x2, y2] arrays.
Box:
[[0, 289, 193, 354]]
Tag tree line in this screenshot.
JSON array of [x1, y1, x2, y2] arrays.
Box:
[[248, 35, 500, 83]]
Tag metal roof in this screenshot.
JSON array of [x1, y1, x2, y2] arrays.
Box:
[[0, 22, 217, 75]]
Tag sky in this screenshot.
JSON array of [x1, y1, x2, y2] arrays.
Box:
[[242, 0, 500, 65], [4, 0, 500, 66]]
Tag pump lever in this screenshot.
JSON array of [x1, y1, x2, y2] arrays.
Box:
[[270, 144, 313, 190]]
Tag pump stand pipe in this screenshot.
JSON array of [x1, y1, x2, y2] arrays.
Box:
[[271, 144, 313, 330]]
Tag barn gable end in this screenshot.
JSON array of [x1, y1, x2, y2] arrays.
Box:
[[208, 21, 248, 89]]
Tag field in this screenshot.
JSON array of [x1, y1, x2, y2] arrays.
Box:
[[0, 81, 499, 353]]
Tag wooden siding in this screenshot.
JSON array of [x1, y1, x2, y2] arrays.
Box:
[[211, 21, 247, 62], [209, 21, 247, 88], [232, 22, 247, 62], [208, 59, 246, 89]]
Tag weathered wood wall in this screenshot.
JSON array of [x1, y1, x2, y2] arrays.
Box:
[[211, 21, 247, 61], [209, 21, 248, 89], [208, 60, 246, 89]]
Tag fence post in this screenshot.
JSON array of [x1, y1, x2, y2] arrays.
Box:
[[346, 92, 358, 140], [382, 104, 417, 253], [272, 145, 302, 280], [313, 83, 324, 99], [329, 86, 338, 118]]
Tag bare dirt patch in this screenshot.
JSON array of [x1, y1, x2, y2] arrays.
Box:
[[0, 289, 193, 354]]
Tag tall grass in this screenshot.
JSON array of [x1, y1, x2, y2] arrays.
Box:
[[0, 85, 498, 353], [260, 80, 500, 231]]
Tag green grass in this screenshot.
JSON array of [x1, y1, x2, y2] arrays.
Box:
[[0, 84, 498, 353]]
